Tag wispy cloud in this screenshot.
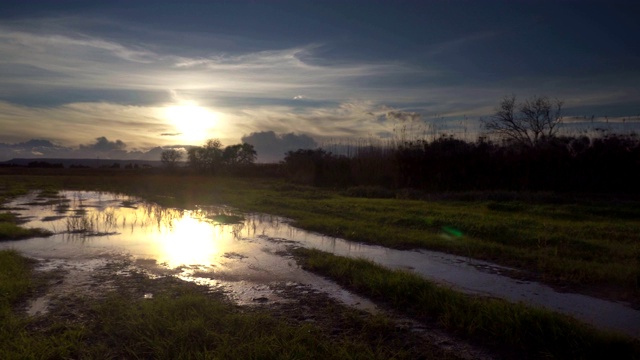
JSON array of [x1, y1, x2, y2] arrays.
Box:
[[0, 101, 171, 149], [0, 21, 415, 97]]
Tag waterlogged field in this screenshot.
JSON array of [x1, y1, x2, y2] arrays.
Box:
[[1, 169, 640, 358], [3, 170, 637, 303]]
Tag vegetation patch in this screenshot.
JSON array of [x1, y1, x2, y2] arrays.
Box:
[[35, 189, 61, 199], [207, 214, 244, 224], [0, 250, 32, 312], [82, 291, 417, 359], [343, 186, 396, 199], [120, 200, 138, 208], [0, 212, 52, 241], [293, 247, 640, 359], [41, 215, 66, 222]]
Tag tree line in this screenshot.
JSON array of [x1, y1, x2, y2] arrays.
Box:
[[162, 95, 640, 193], [281, 96, 639, 193], [281, 132, 639, 193], [161, 140, 257, 175]]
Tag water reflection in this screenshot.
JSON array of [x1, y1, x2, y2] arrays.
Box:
[[7, 191, 255, 268], [3, 190, 640, 337]]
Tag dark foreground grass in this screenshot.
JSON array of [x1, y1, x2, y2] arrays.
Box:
[[0, 212, 52, 241], [0, 250, 32, 311], [1, 170, 638, 301], [84, 292, 390, 359], [293, 248, 640, 359], [0, 250, 83, 358], [0, 250, 449, 359]]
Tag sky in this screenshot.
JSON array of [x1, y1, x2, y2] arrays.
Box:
[[0, 0, 638, 162]]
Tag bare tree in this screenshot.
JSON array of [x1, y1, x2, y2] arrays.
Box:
[[482, 95, 563, 147]]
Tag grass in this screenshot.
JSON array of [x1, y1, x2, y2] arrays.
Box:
[[0, 249, 451, 359], [84, 291, 399, 359], [0, 250, 32, 311], [207, 214, 245, 224], [0, 212, 52, 241], [293, 247, 640, 359], [0, 170, 638, 302]]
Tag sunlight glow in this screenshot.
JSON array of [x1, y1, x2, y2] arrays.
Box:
[[157, 213, 220, 267], [164, 102, 219, 143]]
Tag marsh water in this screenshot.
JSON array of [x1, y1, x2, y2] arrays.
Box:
[[2, 190, 639, 337]]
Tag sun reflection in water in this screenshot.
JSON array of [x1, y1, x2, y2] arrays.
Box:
[[155, 211, 223, 268], [43, 196, 243, 270], [6, 191, 268, 271]]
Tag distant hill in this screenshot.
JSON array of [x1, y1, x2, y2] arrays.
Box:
[[0, 158, 164, 168]]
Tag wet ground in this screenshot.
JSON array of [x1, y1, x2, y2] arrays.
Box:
[[2, 190, 639, 340], [22, 255, 494, 359]]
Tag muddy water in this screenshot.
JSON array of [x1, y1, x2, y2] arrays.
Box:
[[2, 191, 639, 338]]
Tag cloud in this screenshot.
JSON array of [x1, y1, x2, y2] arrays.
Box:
[[0, 20, 419, 106], [0, 100, 174, 150], [0, 137, 186, 162], [385, 110, 421, 123], [0, 30, 155, 63], [80, 136, 126, 152], [0, 139, 72, 161], [241, 131, 317, 162]]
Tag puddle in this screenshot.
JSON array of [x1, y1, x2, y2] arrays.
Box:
[[26, 296, 50, 316], [2, 190, 639, 338], [2, 191, 378, 313], [23, 257, 125, 316]]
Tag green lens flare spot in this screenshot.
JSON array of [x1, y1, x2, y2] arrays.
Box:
[[442, 226, 463, 238]]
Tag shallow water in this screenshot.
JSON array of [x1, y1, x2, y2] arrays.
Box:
[[2, 190, 639, 337]]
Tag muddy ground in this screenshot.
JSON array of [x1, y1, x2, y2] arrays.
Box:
[[20, 254, 498, 359]]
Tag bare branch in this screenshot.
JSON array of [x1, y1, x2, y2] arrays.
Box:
[[482, 95, 563, 147]]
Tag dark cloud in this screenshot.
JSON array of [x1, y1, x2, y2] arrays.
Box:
[[386, 111, 421, 123], [80, 136, 126, 152], [0, 137, 184, 162], [0, 138, 72, 160], [0, 88, 171, 108], [15, 139, 57, 148], [241, 131, 317, 162], [161, 133, 182, 136]]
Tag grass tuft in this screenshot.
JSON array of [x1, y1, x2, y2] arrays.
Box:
[[0, 212, 52, 241]]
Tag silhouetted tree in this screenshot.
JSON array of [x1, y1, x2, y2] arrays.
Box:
[[187, 139, 223, 173], [27, 161, 63, 168], [222, 143, 257, 166], [160, 149, 183, 168], [483, 95, 563, 147], [283, 149, 352, 186]]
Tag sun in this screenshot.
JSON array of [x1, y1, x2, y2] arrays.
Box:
[[164, 102, 218, 143]]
